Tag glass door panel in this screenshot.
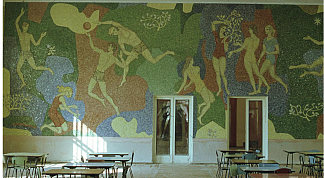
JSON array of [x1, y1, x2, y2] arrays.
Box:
[[175, 100, 189, 155], [154, 96, 193, 163], [156, 99, 171, 156], [248, 101, 262, 152]]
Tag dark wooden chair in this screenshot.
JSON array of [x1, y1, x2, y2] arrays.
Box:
[[274, 168, 292, 173], [216, 150, 229, 178]]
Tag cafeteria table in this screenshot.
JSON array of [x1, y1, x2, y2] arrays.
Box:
[[231, 159, 278, 165], [3, 152, 48, 178], [43, 169, 104, 178], [62, 162, 115, 178], [89, 152, 129, 157], [218, 149, 255, 164], [283, 150, 306, 168], [241, 167, 294, 178], [299, 151, 324, 156], [87, 156, 131, 178], [249, 173, 312, 178], [224, 154, 265, 160]]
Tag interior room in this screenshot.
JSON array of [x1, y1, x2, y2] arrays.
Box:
[[2, 0, 323, 177]]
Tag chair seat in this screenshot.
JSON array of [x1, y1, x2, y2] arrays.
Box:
[[275, 168, 292, 173], [219, 166, 229, 170]]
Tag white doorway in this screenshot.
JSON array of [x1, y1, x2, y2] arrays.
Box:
[[228, 97, 268, 159], [153, 95, 193, 163]]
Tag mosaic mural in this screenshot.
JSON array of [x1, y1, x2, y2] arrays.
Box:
[[3, 2, 323, 139]]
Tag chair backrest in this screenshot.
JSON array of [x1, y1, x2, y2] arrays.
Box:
[[12, 157, 28, 167], [215, 151, 221, 165], [215, 151, 220, 165], [242, 153, 258, 160], [309, 156, 316, 165], [259, 163, 279, 167], [274, 168, 292, 173], [229, 164, 238, 177], [308, 150, 319, 165], [237, 165, 249, 175], [37, 154, 48, 165], [88, 159, 105, 162], [299, 154, 305, 165], [130, 151, 135, 166], [81, 155, 85, 163], [308, 150, 320, 152]]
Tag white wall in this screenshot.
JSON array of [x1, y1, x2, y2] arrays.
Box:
[[3, 136, 152, 163], [4, 136, 322, 164]]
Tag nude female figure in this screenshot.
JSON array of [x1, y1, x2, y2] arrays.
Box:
[[211, 20, 230, 96], [175, 56, 215, 125], [229, 24, 270, 95]]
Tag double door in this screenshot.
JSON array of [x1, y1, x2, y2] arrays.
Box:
[[153, 96, 193, 163], [228, 97, 268, 159]]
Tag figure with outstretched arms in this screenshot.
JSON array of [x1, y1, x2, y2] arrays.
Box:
[[16, 8, 53, 89], [98, 20, 175, 86], [86, 32, 127, 115], [289, 36, 323, 77]]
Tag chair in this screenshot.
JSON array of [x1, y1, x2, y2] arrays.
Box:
[[11, 157, 31, 178], [216, 150, 229, 178], [242, 153, 258, 160], [258, 163, 279, 167], [237, 165, 249, 178], [313, 167, 323, 178], [124, 151, 134, 178], [28, 155, 48, 178], [4, 156, 16, 178], [229, 164, 238, 177], [274, 168, 292, 173], [299, 150, 320, 176], [115, 151, 134, 178], [306, 150, 320, 176]]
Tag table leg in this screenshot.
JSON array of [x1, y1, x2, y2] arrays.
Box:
[[122, 161, 127, 178], [4, 157, 10, 178], [291, 153, 294, 168]]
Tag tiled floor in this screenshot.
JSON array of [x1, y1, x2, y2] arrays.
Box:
[[4, 163, 306, 178]]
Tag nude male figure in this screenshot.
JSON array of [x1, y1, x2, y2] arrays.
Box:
[[86, 33, 127, 116], [229, 24, 270, 95], [16, 8, 53, 89], [98, 20, 175, 86]]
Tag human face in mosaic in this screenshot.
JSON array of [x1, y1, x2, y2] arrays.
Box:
[[22, 23, 29, 32], [248, 28, 254, 35], [265, 26, 271, 35], [65, 90, 73, 98], [108, 27, 118, 35], [220, 26, 227, 36]]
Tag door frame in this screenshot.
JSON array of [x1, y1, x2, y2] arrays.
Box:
[[152, 95, 193, 163], [227, 96, 268, 159]]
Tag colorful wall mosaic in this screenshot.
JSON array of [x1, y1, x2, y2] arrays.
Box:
[[3, 2, 323, 139]]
